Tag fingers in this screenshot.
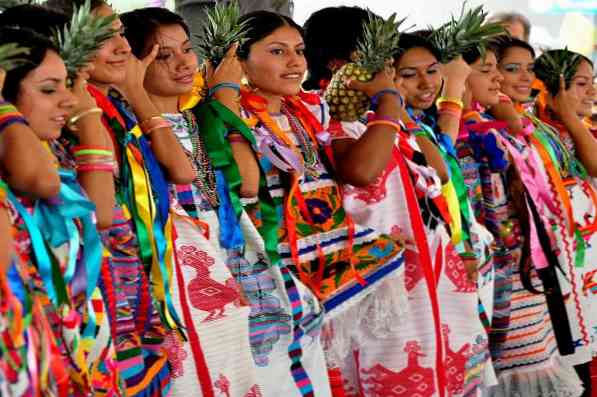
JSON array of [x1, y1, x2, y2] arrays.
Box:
[[71, 71, 88, 92], [559, 74, 566, 93], [223, 42, 240, 60], [204, 60, 214, 81], [344, 78, 366, 92], [0, 68, 5, 95], [142, 44, 159, 67]]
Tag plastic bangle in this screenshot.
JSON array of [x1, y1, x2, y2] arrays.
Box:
[[367, 119, 401, 131], [145, 120, 172, 135], [368, 114, 401, 125], [438, 109, 462, 119], [436, 96, 464, 109], [208, 82, 241, 98], [73, 148, 113, 157], [370, 89, 403, 110], [67, 107, 102, 131], [498, 93, 513, 104], [76, 163, 115, 173], [227, 133, 247, 144]]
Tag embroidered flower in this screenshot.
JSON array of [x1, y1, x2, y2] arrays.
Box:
[[305, 198, 333, 224]]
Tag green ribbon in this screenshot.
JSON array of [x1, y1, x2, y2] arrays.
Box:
[[192, 100, 283, 265], [574, 229, 586, 268]]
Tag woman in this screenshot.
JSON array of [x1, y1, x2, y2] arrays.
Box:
[[458, 41, 584, 397], [40, 1, 195, 395], [119, 7, 267, 396], [496, 39, 596, 395], [231, 9, 404, 396], [0, 26, 117, 395]]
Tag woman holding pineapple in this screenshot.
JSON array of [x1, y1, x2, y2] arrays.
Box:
[[304, 7, 495, 396], [493, 37, 597, 396]]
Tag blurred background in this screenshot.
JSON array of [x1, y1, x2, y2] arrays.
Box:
[[111, 0, 596, 62]]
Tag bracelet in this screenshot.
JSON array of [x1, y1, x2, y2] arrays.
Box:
[[498, 93, 513, 104], [438, 108, 462, 119], [370, 89, 403, 110], [67, 107, 102, 131], [208, 82, 241, 98], [436, 96, 464, 109], [0, 103, 29, 133], [139, 116, 171, 135], [145, 120, 172, 135], [227, 133, 247, 144], [73, 146, 113, 157], [368, 114, 401, 125], [76, 163, 116, 173], [367, 120, 401, 131]]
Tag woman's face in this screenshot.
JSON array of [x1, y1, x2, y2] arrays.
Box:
[[569, 59, 596, 118], [467, 51, 503, 107], [498, 46, 535, 103], [89, 4, 131, 87], [144, 24, 198, 98], [241, 25, 307, 100], [16, 50, 76, 140], [395, 47, 442, 110]]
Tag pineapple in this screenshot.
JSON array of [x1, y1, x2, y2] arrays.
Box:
[[195, 1, 251, 67], [429, 3, 506, 64], [324, 12, 404, 122], [52, 0, 117, 81], [534, 48, 582, 97], [0, 43, 30, 71]]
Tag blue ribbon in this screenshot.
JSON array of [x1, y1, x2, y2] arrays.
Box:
[[215, 170, 245, 249]]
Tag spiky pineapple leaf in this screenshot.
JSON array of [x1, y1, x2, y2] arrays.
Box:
[[52, 0, 117, 80], [429, 2, 506, 63], [0, 43, 30, 71], [535, 48, 582, 97], [354, 11, 406, 73], [194, 1, 251, 67]]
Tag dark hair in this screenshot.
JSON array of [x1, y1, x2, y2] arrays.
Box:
[[488, 12, 531, 42], [462, 42, 499, 65], [535, 49, 594, 95], [120, 7, 190, 58], [0, 27, 59, 102], [0, 4, 68, 36], [43, 0, 107, 17], [394, 32, 441, 65], [237, 10, 303, 60], [494, 36, 535, 61], [302, 6, 370, 90]]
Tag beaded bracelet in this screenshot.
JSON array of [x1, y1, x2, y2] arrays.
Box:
[[436, 96, 464, 109], [367, 119, 401, 132], [370, 89, 403, 110], [208, 82, 241, 98]]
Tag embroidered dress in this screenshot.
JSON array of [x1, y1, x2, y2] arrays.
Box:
[[529, 107, 597, 363], [0, 146, 116, 396], [240, 90, 405, 396], [459, 110, 583, 397], [333, 115, 492, 397], [192, 97, 332, 397], [89, 85, 175, 397], [162, 111, 262, 397]]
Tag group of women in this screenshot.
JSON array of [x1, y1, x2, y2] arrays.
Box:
[[0, 2, 595, 397]]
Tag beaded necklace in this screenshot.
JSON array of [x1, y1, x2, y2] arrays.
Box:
[[181, 110, 219, 208], [280, 103, 320, 178]]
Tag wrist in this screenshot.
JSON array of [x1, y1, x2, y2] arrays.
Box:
[[443, 81, 466, 99], [370, 89, 402, 111]]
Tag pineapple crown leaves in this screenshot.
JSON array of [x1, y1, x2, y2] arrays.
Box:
[[0, 43, 30, 71], [353, 11, 406, 73], [429, 2, 507, 64], [194, 1, 250, 67], [534, 48, 582, 97], [52, 0, 117, 79]]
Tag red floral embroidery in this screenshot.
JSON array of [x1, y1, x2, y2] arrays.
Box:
[[178, 246, 240, 322], [404, 249, 424, 292], [360, 341, 435, 397], [444, 244, 476, 292], [442, 325, 471, 395], [214, 374, 231, 397], [162, 331, 188, 378], [345, 162, 395, 205]]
